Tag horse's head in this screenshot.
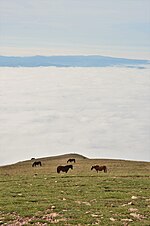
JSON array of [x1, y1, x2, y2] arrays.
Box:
[[70, 165, 73, 169], [91, 166, 94, 170]]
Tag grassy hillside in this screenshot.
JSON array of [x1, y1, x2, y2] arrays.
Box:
[[0, 153, 150, 225]]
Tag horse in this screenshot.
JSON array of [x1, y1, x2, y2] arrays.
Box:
[[67, 158, 76, 163], [57, 164, 73, 173], [91, 165, 107, 173], [32, 161, 42, 167], [31, 158, 35, 160]]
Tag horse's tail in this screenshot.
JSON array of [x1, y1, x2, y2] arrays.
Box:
[[57, 166, 60, 173], [39, 161, 42, 166]]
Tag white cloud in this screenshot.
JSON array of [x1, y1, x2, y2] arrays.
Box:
[[0, 66, 150, 165]]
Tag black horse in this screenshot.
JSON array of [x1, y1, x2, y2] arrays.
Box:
[[67, 158, 76, 163], [31, 157, 35, 160], [32, 161, 42, 167], [91, 165, 107, 173], [57, 164, 73, 173]]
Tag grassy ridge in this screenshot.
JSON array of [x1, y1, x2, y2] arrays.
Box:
[[0, 153, 150, 225]]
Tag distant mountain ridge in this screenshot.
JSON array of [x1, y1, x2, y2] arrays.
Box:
[[0, 55, 149, 68]]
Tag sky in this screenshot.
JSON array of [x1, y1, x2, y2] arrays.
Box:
[[0, 0, 150, 59]]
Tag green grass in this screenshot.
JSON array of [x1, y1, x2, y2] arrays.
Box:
[[0, 153, 150, 225]]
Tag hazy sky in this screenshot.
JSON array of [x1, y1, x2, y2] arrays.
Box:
[[0, 0, 150, 58]]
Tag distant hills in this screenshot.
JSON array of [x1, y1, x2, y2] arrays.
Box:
[[0, 55, 149, 68]]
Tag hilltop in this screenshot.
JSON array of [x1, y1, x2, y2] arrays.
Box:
[[32, 153, 88, 162], [0, 153, 149, 173], [1, 152, 149, 169], [0, 153, 150, 225]]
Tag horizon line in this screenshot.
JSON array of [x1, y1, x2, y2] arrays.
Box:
[[0, 54, 150, 61]]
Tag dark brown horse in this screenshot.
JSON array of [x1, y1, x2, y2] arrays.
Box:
[[67, 158, 76, 163], [31, 158, 35, 160], [32, 161, 42, 167], [57, 164, 73, 173], [91, 165, 107, 173]]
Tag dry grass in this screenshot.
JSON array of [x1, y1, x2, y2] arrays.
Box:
[[0, 153, 150, 225]]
